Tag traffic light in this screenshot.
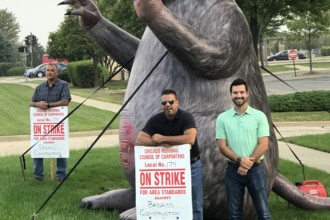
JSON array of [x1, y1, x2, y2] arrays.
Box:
[[24, 36, 30, 46], [32, 35, 37, 45], [18, 46, 27, 53]]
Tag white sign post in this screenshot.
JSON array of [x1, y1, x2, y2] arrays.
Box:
[[135, 144, 192, 220], [30, 106, 69, 158]]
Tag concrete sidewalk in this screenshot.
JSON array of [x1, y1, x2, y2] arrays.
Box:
[[0, 130, 119, 157], [1, 121, 329, 174], [274, 121, 330, 174]]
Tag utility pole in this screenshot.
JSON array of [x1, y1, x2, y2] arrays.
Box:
[[24, 46, 27, 72], [19, 42, 28, 81], [24, 33, 38, 67], [30, 33, 33, 67], [24, 44, 28, 82]]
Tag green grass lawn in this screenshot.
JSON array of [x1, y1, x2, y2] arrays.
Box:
[[271, 112, 330, 153], [69, 80, 127, 104], [271, 111, 330, 122], [282, 133, 330, 153], [16, 78, 127, 104], [261, 62, 330, 74], [0, 148, 126, 220], [70, 88, 125, 105], [260, 65, 294, 73], [299, 62, 330, 68], [27, 79, 44, 84], [0, 83, 119, 136], [269, 159, 330, 219], [0, 148, 329, 220]]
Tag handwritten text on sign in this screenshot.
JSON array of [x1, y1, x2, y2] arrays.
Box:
[[30, 107, 69, 158], [135, 145, 192, 219]]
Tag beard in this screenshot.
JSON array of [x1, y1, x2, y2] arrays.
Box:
[[232, 97, 247, 107]]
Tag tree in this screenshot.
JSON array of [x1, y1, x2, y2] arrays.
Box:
[[109, 0, 145, 38], [0, 9, 20, 45], [47, 15, 105, 62], [235, 0, 330, 64], [96, 0, 145, 79], [285, 11, 330, 73], [32, 44, 45, 67], [0, 29, 14, 62], [0, 9, 20, 64], [47, 15, 107, 85]]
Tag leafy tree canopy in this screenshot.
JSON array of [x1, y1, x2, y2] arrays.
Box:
[[0, 9, 20, 45], [96, 0, 145, 38], [236, 0, 330, 54], [285, 11, 330, 48], [284, 10, 330, 72], [47, 15, 106, 62], [0, 29, 14, 62]]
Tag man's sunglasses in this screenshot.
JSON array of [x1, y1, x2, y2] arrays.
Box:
[[161, 100, 175, 105]]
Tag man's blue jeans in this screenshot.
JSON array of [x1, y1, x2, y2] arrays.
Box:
[[225, 162, 271, 220], [33, 158, 67, 180], [191, 159, 203, 220]]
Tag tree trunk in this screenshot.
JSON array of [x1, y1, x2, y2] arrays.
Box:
[[259, 37, 264, 67], [249, 15, 259, 57], [308, 31, 313, 73]]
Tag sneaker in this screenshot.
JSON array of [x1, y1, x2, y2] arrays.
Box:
[[33, 176, 43, 181]]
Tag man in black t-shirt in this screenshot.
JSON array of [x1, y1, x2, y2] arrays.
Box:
[[136, 89, 203, 219]]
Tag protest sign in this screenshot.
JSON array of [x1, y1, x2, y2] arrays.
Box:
[[135, 144, 192, 219], [30, 106, 69, 158]]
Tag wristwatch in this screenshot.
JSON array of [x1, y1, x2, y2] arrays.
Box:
[[236, 156, 241, 164], [47, 103, 50, 108]]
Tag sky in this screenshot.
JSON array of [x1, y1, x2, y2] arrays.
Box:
[[1, 0, 70, 47]]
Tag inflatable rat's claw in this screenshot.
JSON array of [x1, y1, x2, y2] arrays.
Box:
[[67, 8, 85, 16], [58, 0, 75, 6]]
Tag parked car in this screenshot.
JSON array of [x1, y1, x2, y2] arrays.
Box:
[[267, 50, 306, 61], [23, 63, 67, 78]]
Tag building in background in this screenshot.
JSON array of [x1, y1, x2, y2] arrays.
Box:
[[42, 54, 68, 64]]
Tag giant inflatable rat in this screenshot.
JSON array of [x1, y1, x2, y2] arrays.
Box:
[[59, 0, 330, 219]]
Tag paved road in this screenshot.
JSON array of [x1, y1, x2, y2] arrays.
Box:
[[4, 65, 329, 98], [263, 66, 330, 95]]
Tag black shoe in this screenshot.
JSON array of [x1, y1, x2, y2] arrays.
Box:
[[33, 176, 43, 181]]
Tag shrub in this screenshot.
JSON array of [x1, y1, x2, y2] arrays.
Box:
[[0, 62, 18, 76], [321, 46, 330, 56], [58, 71, 70, 83], [67, 60, 108, 88], [7, 66, 26, 76], [67, 64, 77, 86], [268, 91, 330, 112]]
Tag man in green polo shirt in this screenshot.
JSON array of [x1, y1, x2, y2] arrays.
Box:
[[216, 78, 272, 220]]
